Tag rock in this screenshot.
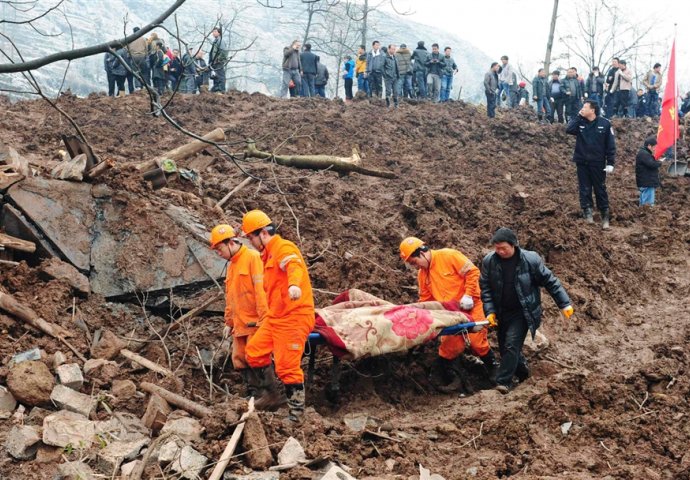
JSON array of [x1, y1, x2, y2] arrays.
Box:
[[318, 464, 357, 480], [385, 459, 396, 472], [224, 473, 280, 480], [343, 412, 369, 432], [40, 257, 90, 296], [171, 445, 208, 479], [5, 424, 42, 460], [0, 385, 17, 413], [241, 412, 273, 469], [35, 444, 62, 463], [95, 412, 149, 442], [561, 421, 573, 435], [83, 358, 119, 386], [50, 384, 96, 417], [42, 410, 96, 448], [83, 358, 116, 375], [53, 351, 67, 369], [112, 379, 136, 398], [10, 347, 44, 366], [277, 436, 306, 466], [121, 459, 142, 478], [524, 329, 550, 353], [7, 360, 54, 407], [158, 439, 183, 464], [56, 461, 95, 480], [466, 466, 479, 476], [160, 415, 204, 443], [141, 393, 172, 434], [56, 363, 84, 390], [96, 437, 149, 475], [91, 329, 125, 360]]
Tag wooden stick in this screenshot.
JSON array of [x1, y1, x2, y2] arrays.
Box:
[[121, 349, 174, 377], [207, 397, 255, 480], [136, 128, 225, 171], [84, 157, 115, 179], [0, 259, 20, 266], [0, 233, 36, 253], [215, 176, 253, 209], [140, 382, 211, 418]]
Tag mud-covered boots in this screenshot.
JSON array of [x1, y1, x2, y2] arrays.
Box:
[[601, 209, 610, 230], [285, 383, 305, 423], [480, 350, 499, 384], [240, 369, 258, 399], [582, 208, 594, 223], [433, 357, 473, 394], [252, 365, 287, 411]]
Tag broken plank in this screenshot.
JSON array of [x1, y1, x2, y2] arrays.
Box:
[[207, 397, 255, 480], [139, 382, 211, 418]]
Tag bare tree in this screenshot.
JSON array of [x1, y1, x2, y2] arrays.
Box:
[[543, 0, 559, 75]]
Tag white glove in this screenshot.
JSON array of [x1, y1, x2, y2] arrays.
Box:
[[288, 285, 302, 300], [222, 325, 232, 339], [603, 165, 614, 174], [459, 295, 474, 311]]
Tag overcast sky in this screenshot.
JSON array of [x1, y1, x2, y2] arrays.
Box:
[[387, 0, 687, 91]]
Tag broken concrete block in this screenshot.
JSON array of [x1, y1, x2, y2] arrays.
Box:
[[158, 438, 183, 464], [317, 464, 357, 480], [240, 411, 272, 470], [141, 393, 171, 434], [0, 385, 17, 413], [26, 406, 51, 426], [7, 360, 54, 407], [112, 379, 136, 398], [160, 415, 203, 443], [56, 461, 95, 480], [91, 329, 125, 360], [5, 424, 41, 460], [53, 351, 67, 369], [224, 472, 280, 480], [96, 437, 149, 476], [50, 384, 96, 417], [121, 459, 142, 478], [277, 436, 306, 466], [40, 257, 90, 296], [343, 412, 369, 432], [1, 204, 61, 260], [56, 363, 84, 390], [35, 444, 62, 463], [42, 410, 96, 448], [171, 445, 208, 479], [9, 347, 43, 366], [94, 412, 149, 442]]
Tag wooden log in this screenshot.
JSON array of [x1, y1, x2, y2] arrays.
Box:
[[136, 128, 225, 172], [0, 291, 86, 362], [215, 176, 253, 209], [244, 140, 397, 179], [84, 158, 115, 179], [140, 382, 211, 418], [0, 232, 36, 253], [207, 397, 255, 480], [120, 349, 174, 377]]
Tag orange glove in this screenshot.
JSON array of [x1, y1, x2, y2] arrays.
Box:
[[487, 313, 497, 328], [561, 305, 574, 319]]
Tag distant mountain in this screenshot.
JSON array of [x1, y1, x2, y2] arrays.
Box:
[[0, 0, 492, 102]]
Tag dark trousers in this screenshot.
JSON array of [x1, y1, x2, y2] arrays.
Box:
[[113, 75, 126, 95], [126, 71, 135, 93], [302, 73, 316, 97], [550, 97, 565, 123], [495, 312, 530, 387], [211, 66, 226, 92], [369, 71, 383, 98], [616, 90, 630, 117], [565, 96, 579, 121], [414, 70, 427, 98], [486, 92, 496, 118], [384, 76, 398, 106], [106, 72, 116, 96], [132, 56, 150, 88], [604, 91, 617, 117], [315, 84, 326, 97], [576, 163, 609, 211], [647, 91, 659, 116], [153, 78, 166, 95], [344, 78, 353, 99]]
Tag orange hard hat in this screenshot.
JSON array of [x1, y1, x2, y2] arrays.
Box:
[[399, 236, 425, 261], [241, 210, 272, 235], [210, 224, 236, 248]]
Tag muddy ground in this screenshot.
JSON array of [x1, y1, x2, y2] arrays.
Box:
[[0, 90, 689, 479]]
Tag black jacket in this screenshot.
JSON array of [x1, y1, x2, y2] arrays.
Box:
[[586, 74, 605, 96], [425, 52, 445, 76], [532, 76, 547, 100], [635, 146, 661, 188], [383, 54, 399, 80], [547, 79, 565, 99], [411, 46, 429, 73], [480, 248, 571, 337], [565, 115, 616, 166], [605, 66, 618, 93], [300, 50, 318, 74]]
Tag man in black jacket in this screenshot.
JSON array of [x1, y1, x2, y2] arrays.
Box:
[[636, 137, 661, 206], [585, 67, 605, 105], [603, 58, 619, 117], [480, 228, 573, 394], [425, 43, 445, 102], [411, 41, 429, 99], [548, 70, 566, 124], [383, 44, 400, 108], [209, 27, 228, 93], [566, 99, 616, 229], [365, 40, 385, 98], [532, 68, 551, 122], [300, 43, 319, 97]]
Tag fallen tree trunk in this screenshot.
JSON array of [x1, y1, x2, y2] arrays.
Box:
[[140, 382, 211, 418], [244, 140, 396, 179], [207, 397, 255, 480], [0, 233, 36, 253], [136, 128, 226, 171]]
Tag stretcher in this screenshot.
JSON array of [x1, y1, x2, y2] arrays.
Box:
[[305, 320, 489, 396]]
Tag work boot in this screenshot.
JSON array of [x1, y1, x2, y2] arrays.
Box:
[[252, 365, 287, 411], [117, 91, 126, 98], [582, 208, 594, 223], [433, 358, 473, 394], [285, 383, 305, 423], [601, 209, 610, 230], [480, 350, 499, 384], [239, 369, 258, 399]]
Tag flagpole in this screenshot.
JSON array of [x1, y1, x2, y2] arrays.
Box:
[[673, 24, 677, 173]]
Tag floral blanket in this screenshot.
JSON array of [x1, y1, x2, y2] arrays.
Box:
[[314, 289, 472, 360]]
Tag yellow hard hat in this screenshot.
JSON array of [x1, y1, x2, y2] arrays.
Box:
[[241, 210, 272, 235], [209, 224, 236, 248], [399, 236, 425, 261]]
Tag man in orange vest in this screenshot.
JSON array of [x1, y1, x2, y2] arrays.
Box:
[[241, 210, 315, 422], [209, 224, 268, 398], [400, 237, 498, 393]]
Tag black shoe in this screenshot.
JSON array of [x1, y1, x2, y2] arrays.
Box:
[[583, 208, 594, 223], [480, 351, 499, 384], [285, 383, 305, 422], [252, 365, 287, 411], [601, 209, 610, 230]]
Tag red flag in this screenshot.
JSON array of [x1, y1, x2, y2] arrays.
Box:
[[655, 40, 678, 160]]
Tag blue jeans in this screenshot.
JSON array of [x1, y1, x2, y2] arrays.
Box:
[[639, 187, 656, 206], [280, 69, 302, 97], [486, 92, 496, 118], [440, 74, 453, 102], [414, 70, 427, 98], [301, 73, 316, 97], [357, 73, 369, 95], [498, 81, 512, 107], [647, 91, 659, 116], [536, 96, 551, 119], [587, 93, 600, 105], [315, 85, 326, 97], [495, 312, 530, 388]]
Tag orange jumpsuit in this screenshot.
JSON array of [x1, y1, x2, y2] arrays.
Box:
[[224, 245, 268, 369], [245, 235, 315, 384], [418, 248, 490, 360]]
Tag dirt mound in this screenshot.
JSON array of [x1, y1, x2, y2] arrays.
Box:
[[0, 91, 688, 478]]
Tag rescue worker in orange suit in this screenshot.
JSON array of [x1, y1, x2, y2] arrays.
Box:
[[209, 224, 268, 398], [241, 210, 315, 422], [400, 237, 498, 393]]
